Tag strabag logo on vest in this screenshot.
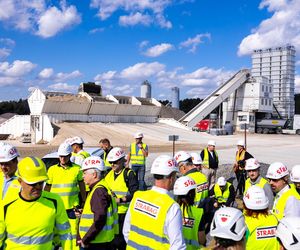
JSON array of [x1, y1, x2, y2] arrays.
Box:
[[196, 183, 209, 193], [134, 199, 160, 219], [256, 226, 276, 240], [183, 217, 195, 228]]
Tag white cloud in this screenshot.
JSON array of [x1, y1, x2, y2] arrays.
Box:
[[120, 62, 165, 80], [139, 40, 149, 48], [0, 38, 16, 60], [181, 78, 209, 86], [48, 82, 78, 92], [55, 70, 82, 82], [119, 12, 152, 27], [89, 27, 105, 34], [115, 84, 134, 95], [94, 70, 117, 81], [143, 43, 174, 57], [0, 38, 15, 47], [0, 60, 36, 77], [180, 33, 211, 53], [38, 68, 54, 79], [0, 48, 11, 59], [37, 68, 82, 82], [238, 0, 300, 55], [0, 76, 21, 87], [295, 75, 300, 93]]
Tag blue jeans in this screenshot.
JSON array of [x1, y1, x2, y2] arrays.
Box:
[[131, 165, 146, 190]]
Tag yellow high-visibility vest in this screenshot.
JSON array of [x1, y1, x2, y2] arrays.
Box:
[[187, 171, 208, 207], [127, 190, 175, 250], [244, 177, 268, 194], [0, 174, 20, 203], [214, 183, 232, 203], [130, 143, 147, 166], [202, 148, 218, 168]]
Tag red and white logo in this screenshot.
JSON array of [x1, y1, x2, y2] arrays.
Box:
[[134, 199, 160, 219], [183, 217, 195, 228], [256, 226, 276, 240]]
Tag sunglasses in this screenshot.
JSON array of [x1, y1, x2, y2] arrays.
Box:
[[109, 160, 120, 165]]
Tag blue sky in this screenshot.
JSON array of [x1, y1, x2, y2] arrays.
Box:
[[0, 0, 300, 101]]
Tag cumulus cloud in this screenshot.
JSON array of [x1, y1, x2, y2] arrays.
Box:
[[48, 82, 78, 92], [115, 84, 134, 95], [139, 40, 149, 48], [38, 68, 54, 79], [143, 43, 174, 57], [38, 68, 82, 82], [0, 76, 22, 87], [90, 0, 173, 28], [238, 0, 300, 55], [179, 33, 211, 53], [0, 60, 36, 77], [0, 48, 11, 60], [89, 27, 105, 34], [120, 62, 165, 80], [0, 1, 81, 38], [0, 38, 16, 60]]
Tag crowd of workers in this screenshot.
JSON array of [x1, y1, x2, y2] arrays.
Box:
[[0, 132, 299, 250]]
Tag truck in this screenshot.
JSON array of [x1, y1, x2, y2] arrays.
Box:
[[282, 114, 300, 135]]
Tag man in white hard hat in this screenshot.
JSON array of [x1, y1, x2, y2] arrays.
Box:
[[77, 156, 118, 249], [200, 140, 219, 189], [126, 132, 148, 191], [276, 217, 300, 250], [123, 155, 186, 249], [233, 140, 253, 196], [105, 147, 138, 250], [99, 138, 114, 173], [266, 162, 300, 220], [244, 158, 274, 209], [190, 152, 202, 171], [290, 165, 300, 195], [210, 177, 235, 208], [69, 136, 90, 166], [0, 142, 20, 202], [45, 142, 86, 249]]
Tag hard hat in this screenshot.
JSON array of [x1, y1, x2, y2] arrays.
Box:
[[237, 140, 245, 147], [16, 157, 48, 184], [290, 165, 300, 182], [58, 142, 72, 156], [245, 158, 260, 171], [266, 162, 289, 179], [276, 217, 300, 250], [134, 132, 143, 139], [190, 153, 202, 165], [217, 177, 227, 186], [207, 140, 216, 146], [82, 156, 106, 172], [243, 186, 269, 210], [70, 136, 84, 145], [174, 151, 192, 164], [106, 147, 125, 162], [0, 142, 19, 163], [151, 155, 178, 176], [210, 207, 246, 242], [173, 176, 197, 195]]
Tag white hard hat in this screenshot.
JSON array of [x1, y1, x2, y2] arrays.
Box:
[[0, 142, 19, 163], [70, 136, 84, 145], [290, 165, 300, 182], [174, 151, 192, 164], [243, 186, 269, 210], [173, 176, 197, 195], [82, 156, 106, 172], [245, 158, 260, 171], [58, 142, 72, 156], [237, 140, 245, 147], [266, 162, 289, 179], [134, 132, 143, 139], [106, 147, 125, 162], [151, 155, 178, 176], [276, 217, 300, 250], [207, 140, 216, 146], [210, 207, 246, 242], [217, 177, 227, 186], [190, 153, 202, 165]]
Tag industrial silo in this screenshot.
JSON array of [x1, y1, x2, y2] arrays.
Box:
[[141, 80, 151, 98], [171, 87, 180, 109]]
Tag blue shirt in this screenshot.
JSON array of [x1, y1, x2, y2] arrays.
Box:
[[2, 176, 17, 198]]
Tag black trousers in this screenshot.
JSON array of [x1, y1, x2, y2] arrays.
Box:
[[236, 170, 246, 195], [112, 213, 126, 250]]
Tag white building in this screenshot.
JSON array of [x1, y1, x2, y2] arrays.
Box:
[[141, 81, 151, 98], [252, 45, 295, 118]]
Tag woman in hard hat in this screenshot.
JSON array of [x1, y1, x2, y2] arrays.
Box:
[[174, 176, 206, 249], [243, 185, 280, 250], [276, 217, 300, 250]]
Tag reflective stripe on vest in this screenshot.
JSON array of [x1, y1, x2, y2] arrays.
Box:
[[127, 190, 175, 250], [202, 148, 218, 168], [8, 233, 53, 245], [79, 180, 117, 243], [105, 168, 131, 214], [214, 183, 231, 203], [181, 205, 203, 250], [245, 214, 280, 250], [187, 171, 208, 207], [244, 177, 268, 194], [130, 143, 146, 166]]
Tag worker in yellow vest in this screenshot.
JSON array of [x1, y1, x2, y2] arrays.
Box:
[[233, 140, 253, 196], [99, 138, 113, 174], [209, 207, 246, 250], [0, 142, 20, 203], [0, 157, 72, 250], [69, 136, 90, 166], [45, 142, 86, 249], [200, 140, 219, 189], [123, 155, 186, 249], [244, 158, 274, 209], [190, 152, 202, 172], [77, 156, 118, 249], [105, 147, 138, 250], [266, 162, 300, 220], [210, 177, 235, 208], [126, 132, 148, 190], [290, 165, 300, 195], [243, 186, 280, 250], [174, 176, 206, 249], [174, 151, 209, 208], [276, 217, 300, 250]]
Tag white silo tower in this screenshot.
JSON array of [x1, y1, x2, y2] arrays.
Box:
[[141, 80, 151, 98], [171, 87, 180, 109]]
